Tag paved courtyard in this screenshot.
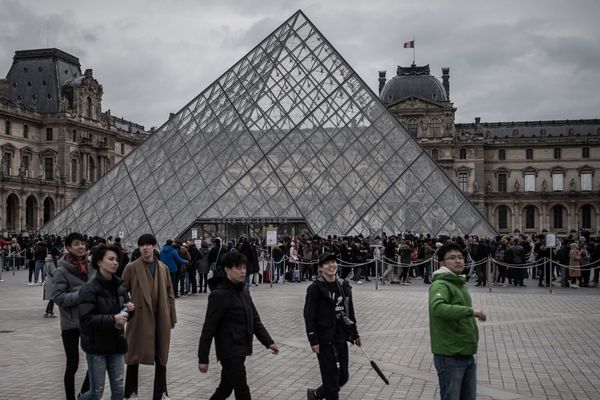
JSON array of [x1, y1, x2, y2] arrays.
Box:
[[1, 269, 600, 399]]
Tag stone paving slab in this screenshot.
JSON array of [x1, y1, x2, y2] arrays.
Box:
[[1, 269, 600, 399]]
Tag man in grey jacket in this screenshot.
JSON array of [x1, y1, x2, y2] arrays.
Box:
[[52, 232, 95, 400]]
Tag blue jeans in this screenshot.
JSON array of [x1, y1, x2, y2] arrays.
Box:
[[433, 354, 476, 400], [79, 353, 125, 400]]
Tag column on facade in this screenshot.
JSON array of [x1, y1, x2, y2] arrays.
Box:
[[38, 194, 44, 231], [18, 193, 24, 233], [540, 203, 547, 232], [510, 202, 516, 233], [81, 151, 89, 184]]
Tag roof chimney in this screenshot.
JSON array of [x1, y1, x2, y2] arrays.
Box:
[[441, 67, 450, 99], [378, 71, 386, 94]]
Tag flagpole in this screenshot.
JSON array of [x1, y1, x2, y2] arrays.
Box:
[[413, 35, 416, 65]]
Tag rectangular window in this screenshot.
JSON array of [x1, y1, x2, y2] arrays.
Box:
[[552, 173, 563, 191], [5, 120, 11, 135], [458, 172, 468, 192], [498, 173, 507, 193], [581, 173, 592, 191], [524, 174, 535, 192], [22, 155, 30, 177], [582, 147, 590, 159], [526, 148, 533, 159], [121, 143, 125, 154], [46, 127, 53, 141], [23, 125, 29, 139], [553, 148, 561, 159], [44, 157, 53, 180], [3, 152, 12, 174]]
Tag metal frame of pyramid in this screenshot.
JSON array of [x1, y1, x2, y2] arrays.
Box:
[[40, 10, 496, 247]]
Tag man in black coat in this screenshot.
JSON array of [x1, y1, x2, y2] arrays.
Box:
[[197, 251, 279, 400], [304, 253, 361, 400], [506, 238, 526, 287]]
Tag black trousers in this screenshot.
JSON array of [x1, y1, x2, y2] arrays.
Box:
[[170, 270, 179, 296], [188, 266, 198, 293], [512, 267, 525, 285], [198, 272, 209, 292], [61, 329, 90, 400], [124, 357, 167, 400], [210, 356, 250, 400], [315, 341, 349, 400]]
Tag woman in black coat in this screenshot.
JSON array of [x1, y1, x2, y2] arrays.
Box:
[[78, 244, 135, 400]]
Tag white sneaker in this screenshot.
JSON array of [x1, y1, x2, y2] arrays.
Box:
[[125, 394, 139, 399], [161, 394, 172, 400], [28, 282, 34, 286]]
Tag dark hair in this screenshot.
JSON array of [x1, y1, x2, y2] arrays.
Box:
[[91, 244, 122, 270], [137, 233, 157, 247], [437, 243, 463, 262], [166, 239, 173, 246], [221, 251, 247, 269], [65, 232, 86, 248]]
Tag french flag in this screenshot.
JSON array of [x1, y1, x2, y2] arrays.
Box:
[[403, 40, 414, 48]]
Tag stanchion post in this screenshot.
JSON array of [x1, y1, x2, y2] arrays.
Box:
[[269, 247, 273, 289], [12, 256, 15, 276], [375, 256, 379, 291], [487, 257, 492, 293], [0, 256, 3, 282], [548, 255, 553, 294]]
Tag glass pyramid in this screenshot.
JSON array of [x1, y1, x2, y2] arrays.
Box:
[[41, 10, 496, 247]]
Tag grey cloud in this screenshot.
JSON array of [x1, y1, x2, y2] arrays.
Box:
[[1, 0, 599, 128]]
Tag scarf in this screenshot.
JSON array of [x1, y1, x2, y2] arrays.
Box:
[[67, 252, 88, 276]]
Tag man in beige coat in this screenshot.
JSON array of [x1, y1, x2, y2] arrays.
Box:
[[123, 233, 177, 400]]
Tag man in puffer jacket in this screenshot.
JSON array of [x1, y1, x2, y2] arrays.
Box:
[[429, 243, 486, 400], [198, 251, 279, 400], [52, 232, 96, 400]]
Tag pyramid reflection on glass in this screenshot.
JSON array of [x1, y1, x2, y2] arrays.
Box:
[[41, 10, 496, 247]]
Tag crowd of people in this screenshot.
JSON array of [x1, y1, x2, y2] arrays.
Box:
[[4, 229, 600, 399]]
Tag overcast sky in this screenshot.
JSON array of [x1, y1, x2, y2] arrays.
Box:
[[2, 0, 599, 129]]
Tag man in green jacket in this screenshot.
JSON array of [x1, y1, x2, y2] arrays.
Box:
[[429, 243, 486, 400]]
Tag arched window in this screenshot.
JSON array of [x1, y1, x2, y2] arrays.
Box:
[[551, 205, 566, 230], [525, 205, 536, 230], [497, 206, 509, 230], [429, 118, 441, 137], [25, 195, 38, 230], [43, 197, 55, 224], [581, 205, 592, 229], [406, 118, 418, 137], [459, 148, 467, 160], [6, 193, 19, 231]]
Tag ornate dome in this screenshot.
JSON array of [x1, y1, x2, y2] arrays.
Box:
[[380, 64, 448, 105]]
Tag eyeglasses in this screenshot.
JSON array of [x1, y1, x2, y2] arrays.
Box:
[[444, 255, 464, 261]]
